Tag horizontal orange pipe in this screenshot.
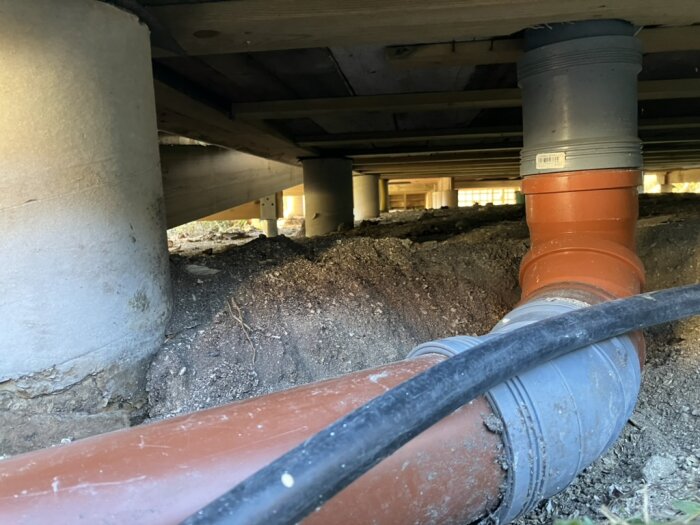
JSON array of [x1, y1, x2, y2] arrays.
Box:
[[0, 355, 504, 525]]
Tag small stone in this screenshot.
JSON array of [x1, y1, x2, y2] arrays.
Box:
[[483, 413, 504, 434], [642, 455, 676, 483], [691, 408, 700, 417], [185, 264, 220, 277]]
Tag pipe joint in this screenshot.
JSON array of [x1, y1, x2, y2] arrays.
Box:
[[518, 21, 642, 175], [410, 296, 641, 523], [520, 169, 645, 300]]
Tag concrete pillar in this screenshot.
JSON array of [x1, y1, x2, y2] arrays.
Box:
[[353, 173, 380, 220], [260, 220, 279, 237], [258, 194, 279, 236], [657, 174, 674, 193], [302, 158, 354, 236], [0, 0, 171, 407], [432, 190, 459, 208], [436, 177, 454, 191], [379, 179, 390, 213]]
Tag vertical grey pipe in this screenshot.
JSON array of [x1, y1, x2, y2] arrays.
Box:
[[518, 20, 642, 175]]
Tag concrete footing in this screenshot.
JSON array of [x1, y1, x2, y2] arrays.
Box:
[[0, 0, 171, 420], [353, 173, 380, 220], [302, 158, 354, 236]]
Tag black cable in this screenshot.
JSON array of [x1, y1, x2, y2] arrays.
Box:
[[182, 284, 700, 525]]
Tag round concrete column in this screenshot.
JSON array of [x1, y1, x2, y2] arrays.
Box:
[[302, 158, 354, 236], [432, 190, 459, 208], [0, 0, 171, 406], [379, 179, 390, 213], [353, 173, 380, 220]]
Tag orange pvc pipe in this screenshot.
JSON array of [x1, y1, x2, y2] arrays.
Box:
[[520, 169, 645, 301], [0, 355, 504, 525]]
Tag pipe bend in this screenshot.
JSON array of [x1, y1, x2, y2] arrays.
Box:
[[411, 296, 641, 522]]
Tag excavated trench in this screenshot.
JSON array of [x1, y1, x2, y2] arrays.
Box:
[[149, 194, 699, 523], [1, 195, 697, 523]]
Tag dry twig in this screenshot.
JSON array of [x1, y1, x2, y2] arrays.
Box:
[[227, 297, 257, 363]]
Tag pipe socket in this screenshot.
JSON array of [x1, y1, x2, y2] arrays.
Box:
[[410, 295, 641, 522], [518, 20, 642, 176], [520, 168, 645, 300]]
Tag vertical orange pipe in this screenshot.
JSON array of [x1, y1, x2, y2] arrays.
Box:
[[520, 169, 645, 301]]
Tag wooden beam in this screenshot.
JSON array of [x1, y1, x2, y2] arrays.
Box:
[[385, 25, 700, 69], [386, 38, 523, 69], [154, 80, 312, 164], [233, 79, 700, 120], [296, 117, 700, 149], [233, 88, 522, 120], [297, 127, 523, 148], [148, 1, 699, 57]]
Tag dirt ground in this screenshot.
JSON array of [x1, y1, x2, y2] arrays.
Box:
[[149, 194, 700, 523]]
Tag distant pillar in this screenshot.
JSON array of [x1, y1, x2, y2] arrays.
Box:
[[432, 190, 459, 208], [379, 179, 390, 213], [353, 173, 380, 220], [0, 0, 171, 402], [425, 192, 433, 209], [432, 177, 458, 208], [259, 194, 279, 237], [657, 174, 674, 193], [302, 158, 354, 236]]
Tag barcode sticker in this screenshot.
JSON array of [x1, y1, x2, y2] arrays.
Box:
[[536, 152, 566, 170]]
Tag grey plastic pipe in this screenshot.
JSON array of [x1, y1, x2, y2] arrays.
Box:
[[411, 296, 641, 522], [518, 20, 642, 175]]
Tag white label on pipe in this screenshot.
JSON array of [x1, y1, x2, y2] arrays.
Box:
[[535, 152, 566, 170]]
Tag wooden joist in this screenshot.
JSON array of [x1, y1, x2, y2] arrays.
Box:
[[233, 79, 700, 120], [154, 80, 312, 164], [385, 25, 700, 69]]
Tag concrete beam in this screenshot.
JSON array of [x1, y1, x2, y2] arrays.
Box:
[[149, 1, 698, 56], [667, 168, 700, 183], [154, 80, 311, 165], [161, 145, 302, 228]]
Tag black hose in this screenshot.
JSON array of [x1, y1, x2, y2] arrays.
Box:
[[182, 284, 700, 525]]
